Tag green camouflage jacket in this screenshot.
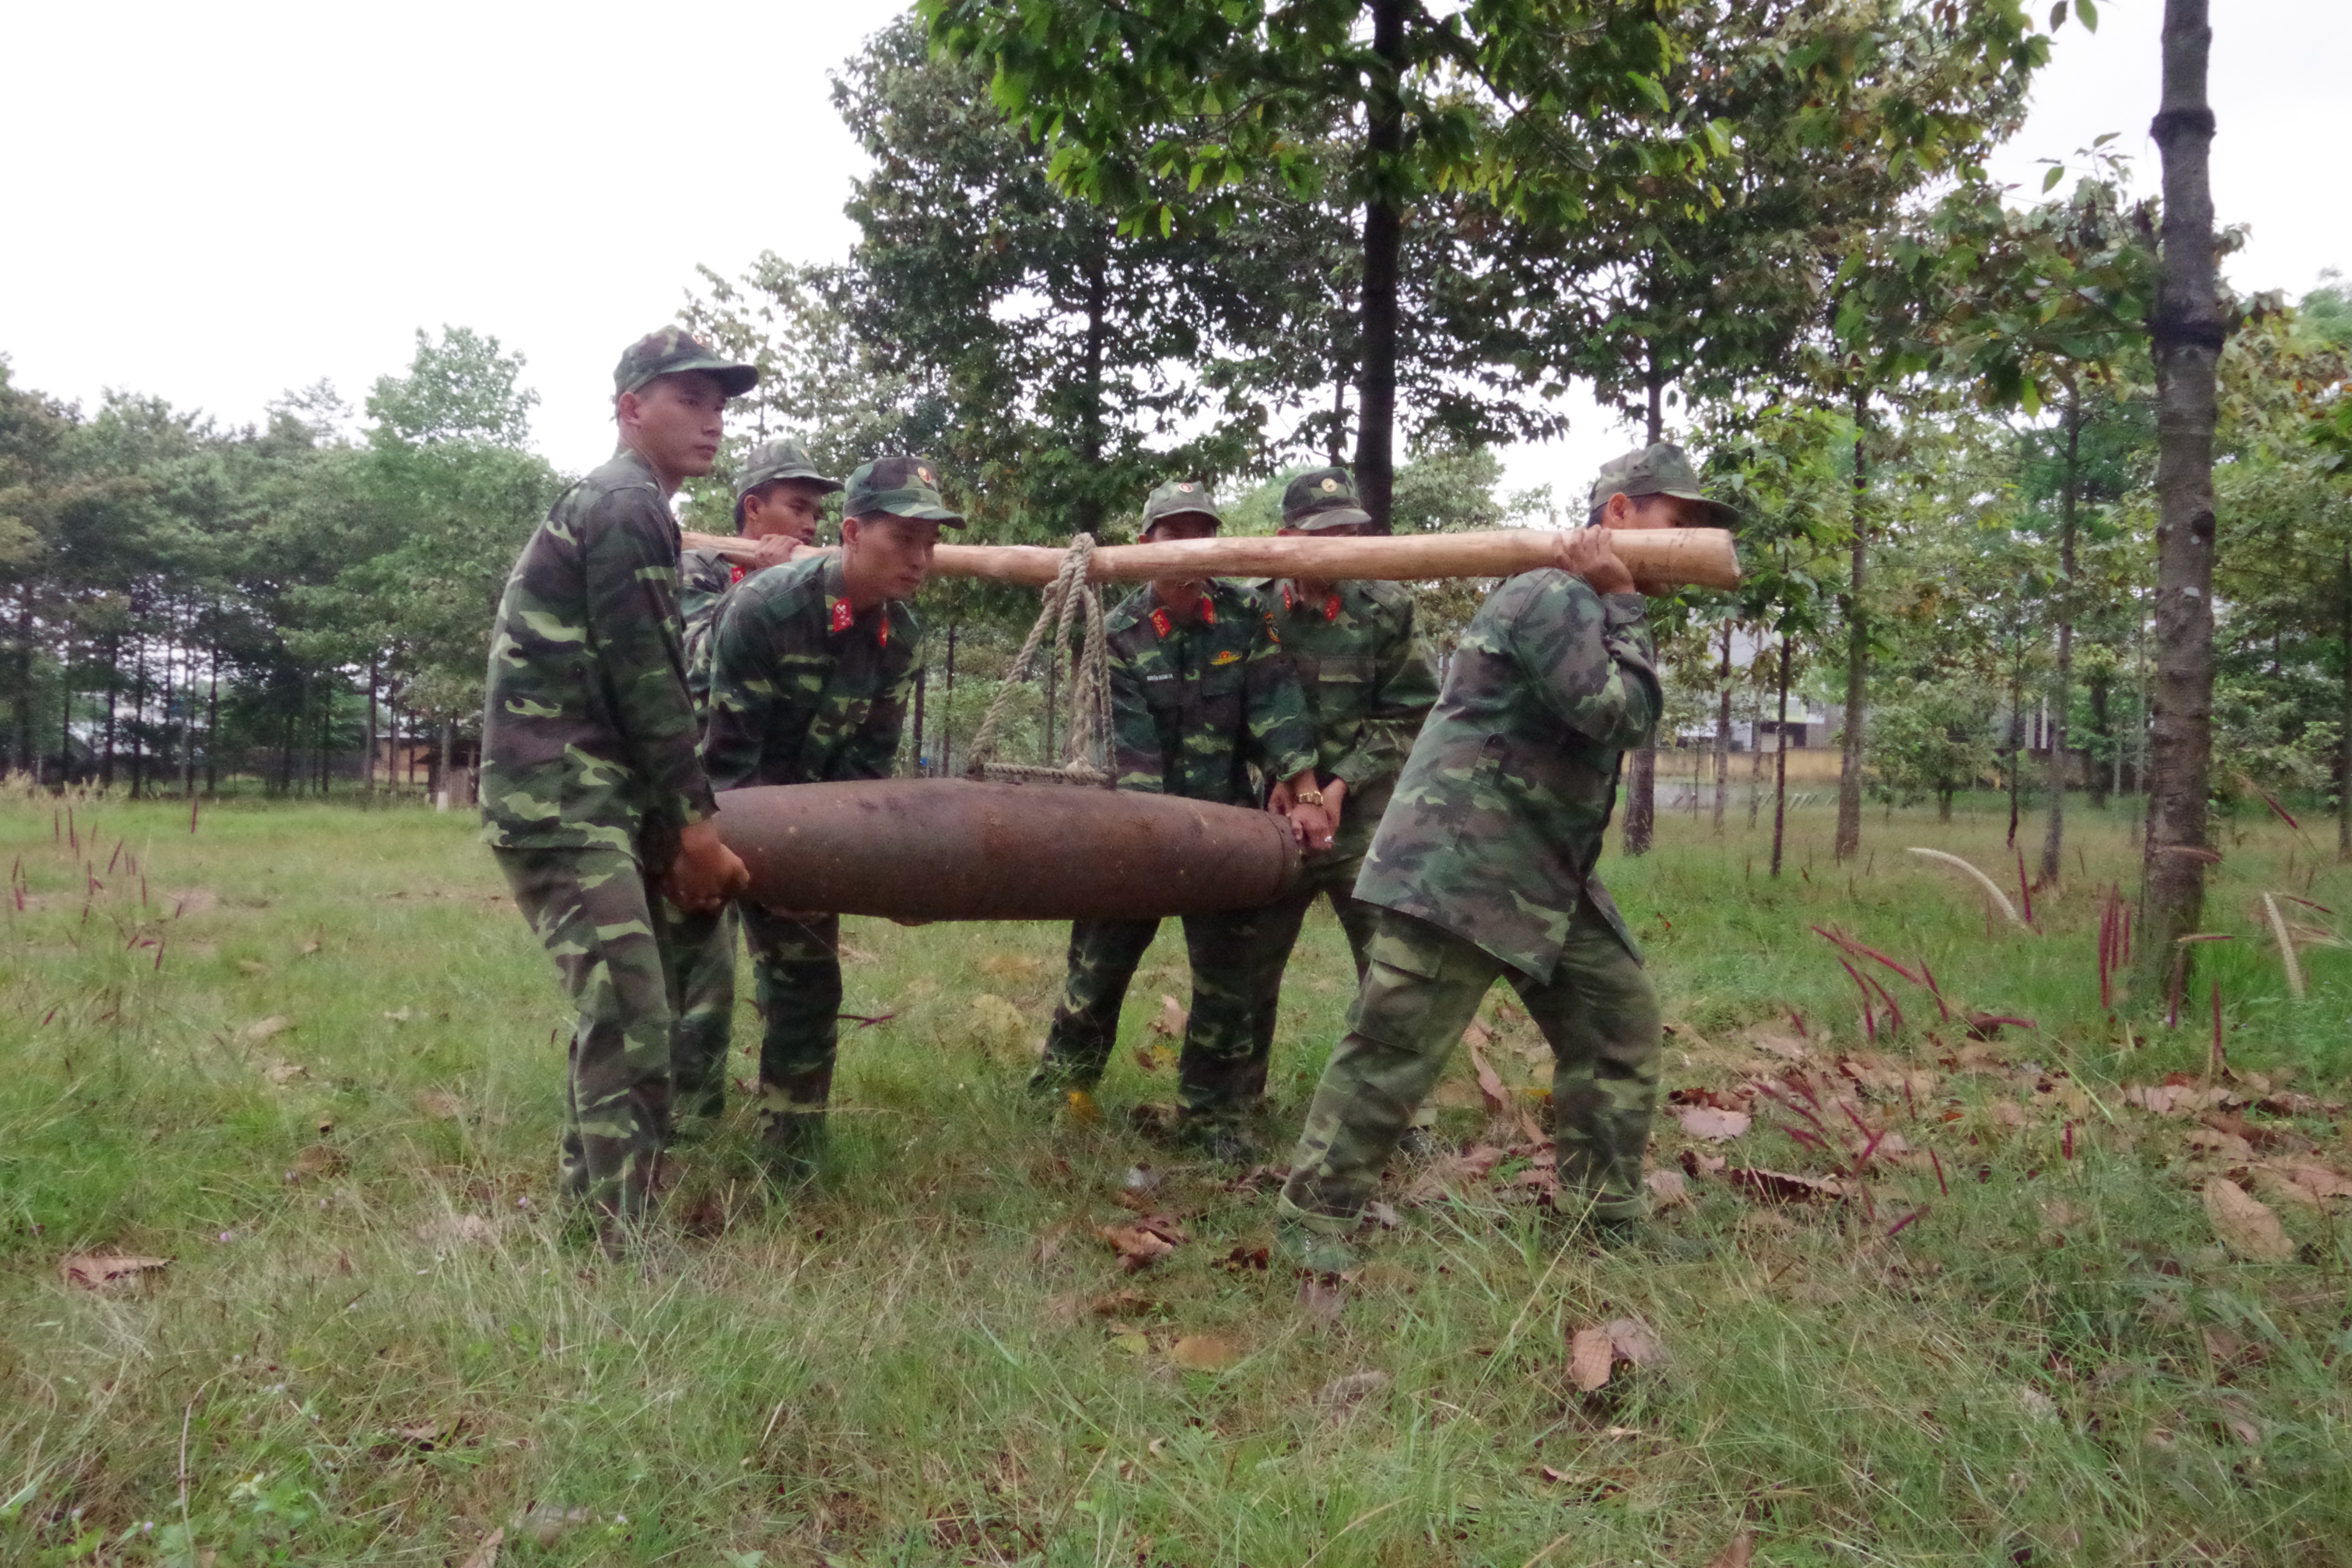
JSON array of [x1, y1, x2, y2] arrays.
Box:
[[701, 552, 922, 790], [1106, 579, 1315, 805], [678, 545, 738, 719], [1354, 570, 1660, 980], [479, 446, 715, 864], [1253, 576, 1438, 857]]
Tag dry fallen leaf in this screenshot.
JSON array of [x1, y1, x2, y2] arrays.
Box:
[[242, 1015, 294, 1041], [1462, 1018, 1495, 1048], [1604, 1317, 1666, 1368], [298, 938, 321, 957], [1298, 1276, 1346, 1321], [1674, 1105, 1751, 1141], [2262, 1160, 2352, 1200], [416, 1090, 467, 1121], [1131, 1043, 1170, 1074], [458, 1527, 503, 1568], [2203, 1177, 2295, 1262], [286, 1144, 346, 1181], [383, 1008, 414, 1024], [1645, 1168, 1693, 1208], [418, 1214, 499, 1248], [1568, 1327, 1614, 1391], [1167, 1333, 1242, 1372], [1747, 1033, 1809, 1062], [261, 1059, 306, 1086], [1987, 1100, 2027, 1129], [235, 959, 269, 978], [1090, 1288, 1157, 1319], [516, 1504, 590, 1549], [1703, 1532, 1755, 1568], [1466, 1036, 1512, 1119], [60, 1253, 170, 1290], [1150, 994, 1187, 1038], [1315, 1369, 1391, 1407], [1097, 1222, 1180, 1272], [1365, 1200, 1401, 1229], [2186, 1126, 2256, 1160], [1728, 1167, 1848, 1204]]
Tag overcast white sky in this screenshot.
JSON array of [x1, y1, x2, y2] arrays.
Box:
[[3, 1, 2343, 506]]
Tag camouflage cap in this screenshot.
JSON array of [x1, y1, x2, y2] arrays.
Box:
[[842, 454, 966, 529], [1280, 465, 1375, 531], [734, 438, 843, 504], [613, 326, 759, 400], [1589, 441, 1739, 527], [1140, 478, 1223, 532]]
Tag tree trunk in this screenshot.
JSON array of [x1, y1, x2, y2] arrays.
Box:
[[437, 717, 452, 808], [129, 633, 148, 799], [1713, 622, 1732, 834], [1770, 634, 1792, 877], [10, 587, 33, 773], [1835, 388, 1869, 862], [1351, 0, 1405, 530], [2039, 391, 2081, 884], [2340, 548, 2350, 859], [101, 634, 119, 790], [366, 655, 379, 792], [2088, 669, 2113, 810], [1077, 243, 1109, 535], [2006, 654, 2024, 846], [57, 629, 73, 785], [1748, 686, 1767, 829], [205, 645, 219, 793], [2141, 0, 2223, 976]]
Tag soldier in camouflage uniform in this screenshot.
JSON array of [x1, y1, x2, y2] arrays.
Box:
[[480, 328, 757, 1237], [1030, 479, 1327, 1161], [668, 440, 844, 1127], [700, 454, 960, 1172], [680, 438, 842, 717], [1274, 443, 1737, 1265], [1243, 467, 1438, 1101]]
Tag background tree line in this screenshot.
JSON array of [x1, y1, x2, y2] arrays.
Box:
[[3, 0, 2345, 923]]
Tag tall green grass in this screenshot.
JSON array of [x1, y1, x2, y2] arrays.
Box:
[[2, 785, 2346, 1566]]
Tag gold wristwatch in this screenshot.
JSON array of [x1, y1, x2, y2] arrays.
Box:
[[1294, 788, 1325, 807]]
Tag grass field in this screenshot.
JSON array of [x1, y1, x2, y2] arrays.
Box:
[[2, 783, 2348, 1568]]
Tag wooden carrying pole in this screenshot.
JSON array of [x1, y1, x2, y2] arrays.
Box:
[[678, 526, 1739, 594]]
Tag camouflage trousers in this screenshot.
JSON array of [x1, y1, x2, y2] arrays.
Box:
[[1280, 901, 1661, 1227], [495, 846, 685, 1219], [659, 900, 739, 1124], [663, 901, 844, 1133], [1032, 910, 1263, 1123], [1244, 843, 1380, 1096], [738, 906, 844, 1125]]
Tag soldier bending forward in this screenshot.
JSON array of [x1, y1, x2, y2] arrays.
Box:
[[1275, 443, 1734, 1265]]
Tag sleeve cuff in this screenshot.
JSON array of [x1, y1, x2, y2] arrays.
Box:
[[1601, 592, 1649, 630]]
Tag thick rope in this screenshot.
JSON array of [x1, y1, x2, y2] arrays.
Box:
[[965, 534, 1116, 786]]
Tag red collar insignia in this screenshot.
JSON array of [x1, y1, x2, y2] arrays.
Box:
[[1198, 596, 1216, 626], [1281, 584, 1295, 612], [729, 564, 745, 585], [829, 597, 855, 634], [1324, 591, 1342, 622], [1150, 606, 1173, 639]]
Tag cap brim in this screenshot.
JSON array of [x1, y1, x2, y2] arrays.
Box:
[[1284, 506, 1373, 532], [738, 469, 845, 498], [1145, 509, 1223, 531], [874, 503, 966, 530], [651, 356, 759, 396], [1628, 485, 1741, 531]]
